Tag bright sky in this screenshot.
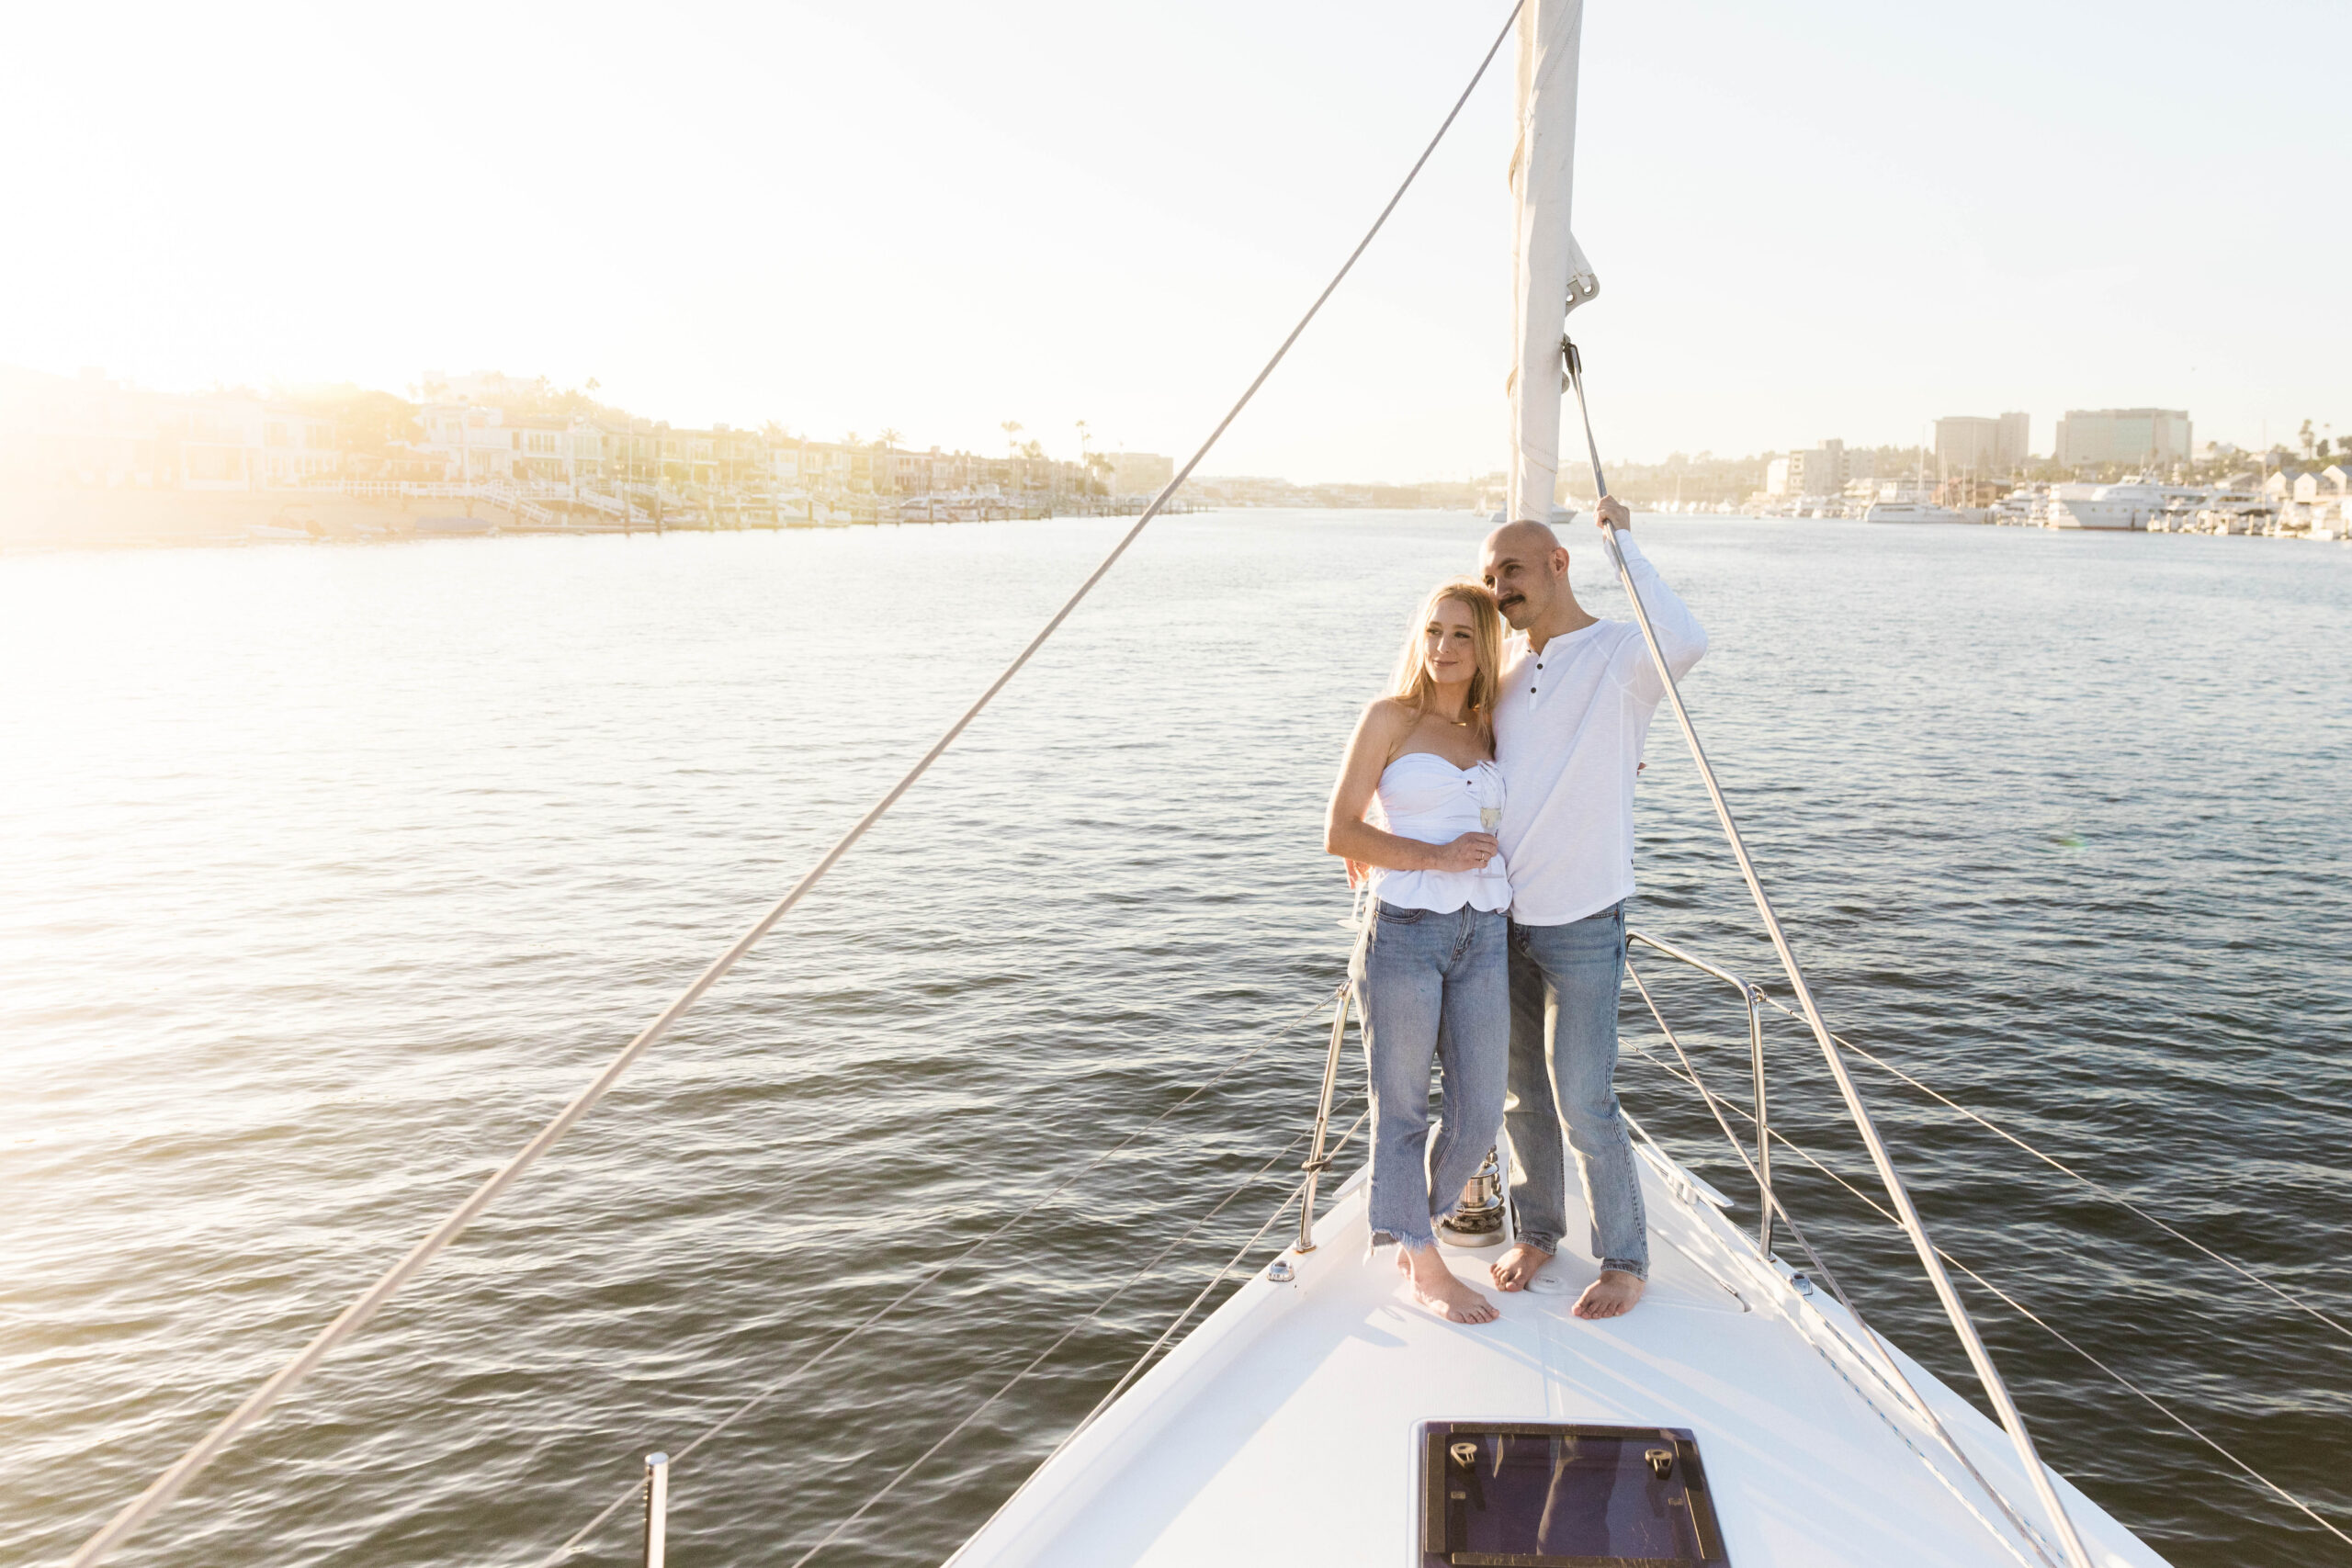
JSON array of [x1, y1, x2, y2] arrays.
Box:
[[4, 0, 2345, 479]]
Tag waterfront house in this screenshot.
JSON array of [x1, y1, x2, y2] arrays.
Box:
[[419, 404, 517, 483]]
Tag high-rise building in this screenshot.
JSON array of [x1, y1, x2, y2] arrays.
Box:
[[1996, 412, 2030, 468], [1935, 417, 1999, 476], [2054, 409, 2191, 469], [1936, 412, 2032, 475], [1785, 439, 1849, 496]]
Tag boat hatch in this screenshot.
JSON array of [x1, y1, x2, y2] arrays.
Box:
[[1420, 1422, 1728, 1567]]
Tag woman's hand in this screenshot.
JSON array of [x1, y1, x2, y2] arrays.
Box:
[[1427, 831, 1501, 872]]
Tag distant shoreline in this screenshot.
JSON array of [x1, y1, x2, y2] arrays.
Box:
[[0, 489, 1193, 555]]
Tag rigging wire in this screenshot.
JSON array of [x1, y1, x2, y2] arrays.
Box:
[[944, 1106, 1371, 1557], [529, 989, 1340, 1564], [1567, 344, 2098, 1568], [60, 3, 1523, 1562], [1617, 1031, 2352, 1548], [1623, 964, 2061, 1567], [1073, 1107, 1370, 1436], [1748, 989, 2352, 1347]]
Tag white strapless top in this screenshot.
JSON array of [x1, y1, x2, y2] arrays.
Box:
[[1363, 752, 1510, 914]]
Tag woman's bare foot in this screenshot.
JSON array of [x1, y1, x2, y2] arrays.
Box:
[[1489, 1242, 1553, 1292], [1572, 1269, 1645, 1320], [1397, 1244, 1499, 1324]]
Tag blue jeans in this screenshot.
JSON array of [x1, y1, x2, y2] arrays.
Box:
[[1503, 902, 1647, 1280], [1350, 901, 1510, 1251]]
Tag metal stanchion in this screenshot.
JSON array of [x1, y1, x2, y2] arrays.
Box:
[[642, 1452, 670, 1568], [1295, 986, 1353, 1254]]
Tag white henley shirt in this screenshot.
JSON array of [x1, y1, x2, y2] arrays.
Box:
[[1494, 532, 1707, 926]]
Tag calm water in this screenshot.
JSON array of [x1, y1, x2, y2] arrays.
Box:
[[3, 513, 2346, 1568]]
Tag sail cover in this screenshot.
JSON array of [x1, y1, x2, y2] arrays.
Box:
[[1507, 0, 1599, 525]]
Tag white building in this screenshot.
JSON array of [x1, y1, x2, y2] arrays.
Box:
[[1766, 440, 1865, 498], [1935, 412, 2030, 476], [417, 405, 605, 482], [1110, 452, 1175, 495]]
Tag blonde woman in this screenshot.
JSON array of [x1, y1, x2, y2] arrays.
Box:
[[1324, 580, 1510, 1325]]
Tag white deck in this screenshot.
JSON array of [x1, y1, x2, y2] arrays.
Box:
[[950, 1146, 2173, 1568]]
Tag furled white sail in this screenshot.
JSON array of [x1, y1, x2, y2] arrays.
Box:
[[1506, 0, 1599, 525]]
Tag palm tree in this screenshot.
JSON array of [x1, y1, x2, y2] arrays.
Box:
[[877, 427, 903, 450], [1001, 420, 1023, 457]]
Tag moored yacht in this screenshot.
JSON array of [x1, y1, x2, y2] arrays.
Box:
[[2046, 480, 2165, 530], [1993, 484, 2046, 526]]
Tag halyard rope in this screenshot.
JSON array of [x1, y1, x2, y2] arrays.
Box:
[[61, 7, 1523, 1561]]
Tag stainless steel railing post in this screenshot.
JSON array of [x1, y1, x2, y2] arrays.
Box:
[[642, 1451, 670, 1568], [1627, 933, 1778, 1242], [1295, 985, 1352, 1254], [1746, 984, 1771, 1258]]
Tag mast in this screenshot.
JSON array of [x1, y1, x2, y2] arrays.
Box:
[[1506, 0, 1598, 525]]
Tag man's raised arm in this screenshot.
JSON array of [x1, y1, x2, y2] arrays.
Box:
[[1594, 500, 1706, 704]]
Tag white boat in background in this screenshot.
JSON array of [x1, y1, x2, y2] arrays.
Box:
[[2047, 480, 2173, 531], [1863, 499, 1972, 525], [413, 514, 498, 536], [1994, 484, 2045, 526]]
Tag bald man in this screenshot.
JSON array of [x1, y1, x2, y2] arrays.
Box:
[[1471, 496, 1706, 1319]]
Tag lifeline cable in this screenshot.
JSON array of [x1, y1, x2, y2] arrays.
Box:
[[776, 1117, 1353, 1568], [1629, 1033, 2352, 1551], [61, 9, 1526, 1564], [528, 989, 1340, 1565], [1748, 988, 2352, 1347], [1623, 964, 2061, 1567]]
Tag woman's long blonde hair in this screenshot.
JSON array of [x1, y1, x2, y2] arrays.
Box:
[[1385, 578, 1505, 724]]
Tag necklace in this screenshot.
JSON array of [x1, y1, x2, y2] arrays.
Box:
[[1424, 706, 1474, 728]]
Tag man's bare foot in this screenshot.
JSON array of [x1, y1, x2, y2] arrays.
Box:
[[1397, 1244, 1499, 1324], [1489, 1242, 1554, 1292], [1571, 1269, 1645, 1320]]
